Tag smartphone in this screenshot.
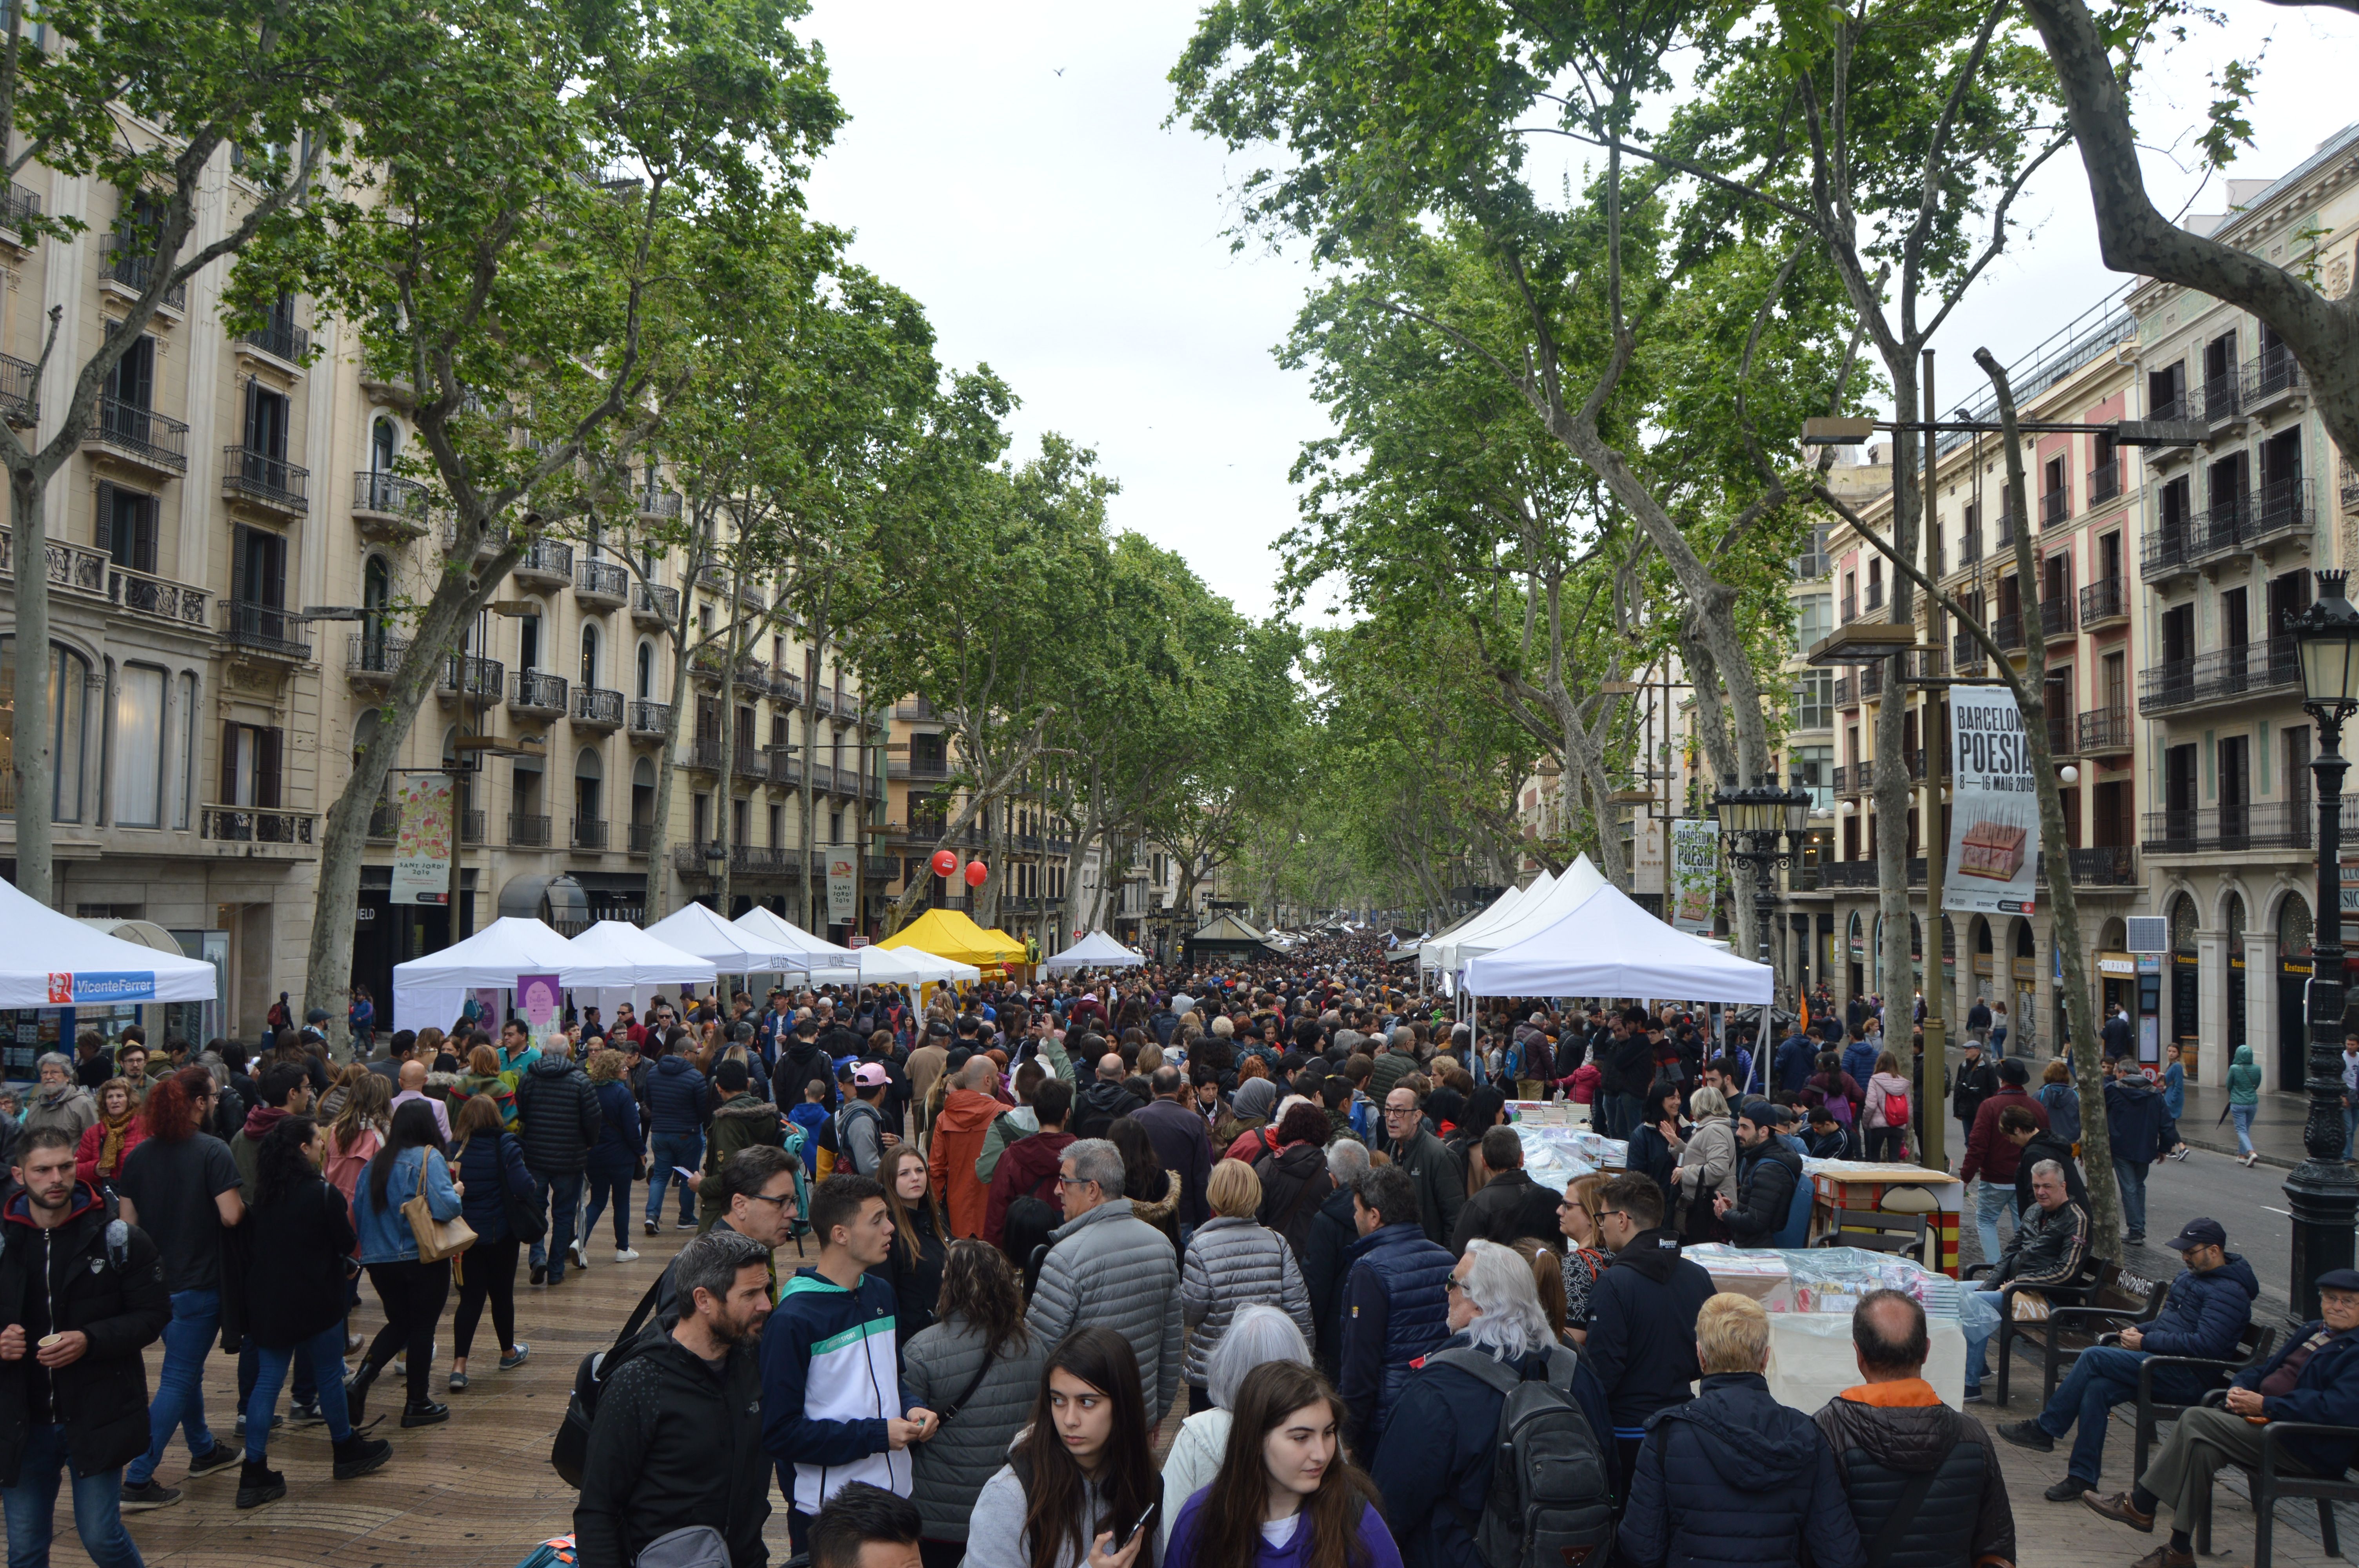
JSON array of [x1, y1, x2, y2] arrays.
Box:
[[1123, 1502, 1156, 1542]]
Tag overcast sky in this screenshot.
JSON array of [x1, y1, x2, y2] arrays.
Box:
[[796, 1, 2359, 627]]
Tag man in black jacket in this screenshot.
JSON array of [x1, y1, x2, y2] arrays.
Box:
[[1951, 1039, 1999, 1161], [576, 1229, 775, 1568], [0, 1129, 170, 1553], [1448, 1126, 1561, 1255], [778, 1019, 838, 1112], [2001, 1106, 2088, 1215], [514, 1039, 605, 1287], [1716, 1101, 1803, 1244], [1585, 1171, 1715, 1489]]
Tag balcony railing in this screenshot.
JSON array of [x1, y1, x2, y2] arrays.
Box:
[[0, 180, 40, 234], [1858, 660, 1884, 700], [685, 737, 725, 771], [2041, 488, 2070, 527], [222, 445, 309, 512], [627, 822, 655, 854], [1957, 526, 1982, 566], [769, 751, 801, 787], [2039, 595, 2074, 641], [627, 699, 671, 737], [732, 747, 769, 780], [509, 813, 552, 848], [573, 686, 623, 726], [97, 235, 187, 310], [2143, 800, 2324, 854], [2203, 372, 2243, 424], [807, 762, 834, 795], [889, 756, 951, 781], [571, 816, 609, 851], [1840, 592, 1856, 625], [1821, 858, 1927, 889], [199, 806, 316, 845], [106, 563, 207, 627], [2077, 706, 2132, 752], [634, 487, 681, 519], [631, 582, 679, 622], [511, 669, 569, 714], [353, 471, 432, 530], [2250, 352, 2305, 405], [2068, 846, 2136, 886], [345, 632, 410, 682], [0, 352, 36, 424], [2088, 461, 2122, 505], [514, 537, 573, 581], [94, 397, 189, 470], [367, 797, 401, 841], [576, 557, 629, 602], [1833, 675, 1856, 708], [440, 653, 504, 700], [1952, 630, 1988, 672], [222, 599, 311, 659], [458, 809, 486, 845], [2047, 711, 2075, 755], [1992, 611, 2025, 651], [2079, 575, 2128, 626], [240, 318, 309, 363], [895, 697, 941, 721], [1863, 581, 1885, 614], [2138, 635, 2301, 715]]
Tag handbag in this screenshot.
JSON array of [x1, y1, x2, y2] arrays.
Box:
[[404, 1152, 477, 1263], [931, 1348, 998, 1433]]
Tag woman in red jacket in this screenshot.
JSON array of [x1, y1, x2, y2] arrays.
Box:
[[75, 1076, 149, 1187]]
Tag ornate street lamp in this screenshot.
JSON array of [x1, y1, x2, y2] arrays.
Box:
[[2286, 568, 2359, 1318], [1712, 772, 1814, 1092]]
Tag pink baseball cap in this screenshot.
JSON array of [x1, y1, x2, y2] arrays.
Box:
[[852, 1062, 890, 1087]]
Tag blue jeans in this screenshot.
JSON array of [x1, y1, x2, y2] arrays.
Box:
[[1974, 1178, 2014, 1269], [1599, 1093, 1639, 1142], [1960, 1280, 2004, 1390], [2033, 1343, 2208, 1486], [2230, 1103, 2255, 1157], [2344, 1106, 2357, 1162], [2112, 1157, 2149, 1237], [1, 1422, 141, 1568], [530, 1171, 583, 1281], [583, 1168, 632, 1249], [245, 1325, 354, 1460], [645, 1131, 702, 1224], [125, 1289, 219, 1485]]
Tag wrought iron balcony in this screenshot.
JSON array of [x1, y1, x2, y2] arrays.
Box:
[[631, 582, 678, 625], [0, 352, 36, 426], [1833, 675, 1856, 708], [509, 813, 552, 848], [352, 471, 432, 539], [98, 235, 187, 310], [575, 557, 629, 605], [2039, 595, 2074, 641], [2077, 706, 2132, 754], [367, 797, 400, 841], [1992, 612, 2026, 652], [222, 599, 311, 659], [511, 669, 569, 715], [2079, 575, 2128, 627], [1957, 526, 1982, 566], [2248, 352, 2305, 408], [240, 318, 308, 363], [2202, 371, 2243, 425], [2088, 461, 2122, 506], [1952, 630, 1989, 672], [572, 686, 623, 728], [571, 816, 609, 851], [458, 809, 486, 845], [685, 737, 725, 771], [2143, 800, 2319, 854], [199, 805, 316, 846], [889, 756, 951, 781], [91, 397, 189, 473], [2041, 488, 2070, 528], [634, 487, 681, 519], [2138, 635, 2301, 715], [222, 445, 309, 514], [627, 821, 654, 855], [2068, 846, 2135, 886], [0, 180, 39, 234], [513, 537, 573, 585], [345, 632, 409, 686], [627, 699, 671, 738], [439, 653, 503, 701]]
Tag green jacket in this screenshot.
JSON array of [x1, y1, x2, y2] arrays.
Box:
[[695, 1093, 787, 1231], [1035, 1034, 1078, 1089], [2227, 1044, 2264, 1107], [975, 1105, 1039, 1185]]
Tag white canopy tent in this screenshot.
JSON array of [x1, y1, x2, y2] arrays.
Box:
[[733, 906, 860, 975], [1460, 880, 1773, 1004], [1043, 930, 1146, 973], [0, 878, 218, 1009], [1425, 868, 1554, 978], [819, 944, 978, 987], [643, 902, 803, 974], [392, 916, 598, 1031], [567, 920, 719, 1025], [1445, 855, 1608, 976]]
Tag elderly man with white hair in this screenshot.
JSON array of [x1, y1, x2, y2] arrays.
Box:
[[1369, 1239, 1614, 1568]]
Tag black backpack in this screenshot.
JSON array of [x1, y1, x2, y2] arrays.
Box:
[[1426, 1345, 1614, 1568], [550, 1276, 665, 1486]]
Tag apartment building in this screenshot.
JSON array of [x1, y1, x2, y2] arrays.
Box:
[[2127, 120, 2359, 1093], [1817, 298, 2150, 1055]]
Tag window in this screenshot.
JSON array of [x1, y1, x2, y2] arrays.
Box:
[[2148, 361, 2188, 421], [112, 664, 166, 827], [1796, 593, 1833, 651], [829, 808, 843, 845], [517, 610, 540, 671], [575, 747, 602, 826], [104, 333, 155, 411], [636, 641, 655, 701], [218, 721, 282, 809], [1792, 669, 1834, 731], [371, 415, 398, 473], [175, 671, 196, 829], [1793, 745, 1834, 811], [580, 623, 600, 688], [0, 639, 89, 821], [767, 802, 782, 848], [97, 481, 159, 574], [242, 380, 289, 461]]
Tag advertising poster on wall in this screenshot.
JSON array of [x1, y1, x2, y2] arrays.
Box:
[[1669, 819, 1720, 935], [391, 775, 454, 905], [1943, 683, 2040, 917]]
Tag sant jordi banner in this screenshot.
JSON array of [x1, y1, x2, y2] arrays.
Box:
[[1670, 819, 1719, 935], [1943, 682, 2039, 917], [390, 775, 454, 905]]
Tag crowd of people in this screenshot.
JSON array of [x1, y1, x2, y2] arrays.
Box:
[[0, 937, 2317, 1568]]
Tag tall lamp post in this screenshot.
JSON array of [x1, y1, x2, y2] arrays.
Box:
[[1714, 773, 1815, 1089], [2287, 569, 2359, 1319]]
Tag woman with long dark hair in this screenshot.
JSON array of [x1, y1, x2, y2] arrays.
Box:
[[347, 1100, 463, 1429], [237, 1116, 392, 1506], [1164, 1359, 1397, 1568], [965, 1327, 1158, 1568], [446, 1093, 532, 1390], [881, 1143, 949, 1346], [903, 1241, 1048, 1568]]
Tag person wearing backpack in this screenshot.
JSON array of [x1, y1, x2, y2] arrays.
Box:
[[1862, 1052, 1912, 1163], [1367, 1240, 1616, 1568], [1619, 1292, 1862, 1568], [834, 1064, 894, 1181], [983, 1078, 1074, 1250]]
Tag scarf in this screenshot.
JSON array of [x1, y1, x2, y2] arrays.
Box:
[[96, 1108, 137, 1176]]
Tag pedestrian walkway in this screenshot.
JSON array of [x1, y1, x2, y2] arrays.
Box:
[[2179, 1078, 2326, 1169]]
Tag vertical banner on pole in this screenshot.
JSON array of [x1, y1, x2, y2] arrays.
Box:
[[826, 851, 856, 926], [391, 775, 454, 905], [517, 973, 561, 1053], [1669, 820, 1720, 935], [1942, 684, 2040, 917]]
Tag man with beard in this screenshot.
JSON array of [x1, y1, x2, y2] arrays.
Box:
[[576, 1229, 778, 1568]]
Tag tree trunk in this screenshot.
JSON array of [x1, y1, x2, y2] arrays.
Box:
[[715, 616, 742, 916], [10, 467, 50, 906], [1874, 376, 1923, 1066]]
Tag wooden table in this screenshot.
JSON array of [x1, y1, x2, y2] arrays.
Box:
[[1807, 1162, 1966, 1276]]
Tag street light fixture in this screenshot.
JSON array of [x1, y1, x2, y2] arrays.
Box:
[[1712, 772, 1816, 1090], [2286, 569, 2359, 1318]]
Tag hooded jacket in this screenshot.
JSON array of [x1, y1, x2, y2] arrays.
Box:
[[1070, 1077, 1144, 1141], [20, 1082, 98, 1145], [2226, 1043, 2265, 1106], [513, 1054, 605, 1176], [645, 1054, 711, 1139], [587, 1077, 643, 1178], [704, 1092, 786, 1174], [929, 1087, 1006, 1239], [1621, 1372, 1865, 1568], [1586, 1227, 1715, 1430], [1132, 1094, 1214, 1229], [2012, 1132, 2088, 1218], [1446, 1167, 1561, 1256], [760, 1267, 914, 1515], [578, 1328, 769, 1568], [1721, 1139, 1803, 1244], [984, 1127, 1074, 1248], [1841, 1038, 1881, 1091], [1027, 1197, 1185, 1423], [2103, 1074, 2174, 1167], [1814, 1379, 2014, 1568], [0, 1183, 168, 1486], [1961, 1086, 2048, 1185], [1254, 1141, 1334, 1258], [776, 1040, 839, 1111]]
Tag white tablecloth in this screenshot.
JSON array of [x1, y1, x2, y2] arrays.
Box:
[[1765, 1312, 1968, 1411]]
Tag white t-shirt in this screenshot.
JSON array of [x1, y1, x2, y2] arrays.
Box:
[[1261, 1513, 1301, 1547]]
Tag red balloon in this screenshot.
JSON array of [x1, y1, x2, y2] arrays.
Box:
[[930, 848, 958, 878], [963, 860, 989, 887]]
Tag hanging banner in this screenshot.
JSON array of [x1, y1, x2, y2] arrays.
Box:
[[517, 973, 562, 1054], [1669, 819, 1720, 935], [1943, 682, 2040, 917], [390, 775, 454, 905], [827, 849, 856, 925]]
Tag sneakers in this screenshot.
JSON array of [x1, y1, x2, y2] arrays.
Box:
[[2125, 1233, 2146, 1247], [185, 1441, 242, 1479], [332, 1433, 393, 1481], [615, 1248, 641, 1263], [232, 1413, 282, 1437], [2167, 1146, 2190, 1161], [289, 1397, 327, 1427], [529, 1259, 549, 1285], [448, 1370, 469, 1393], [2082, 1491, 2156, 1533], [675, 1218, 698, 1230], [400, 1401, 450, 1429], [1996, 1420, 2054, 1453], [234, 1460, 285, 1510], [499, 1343, 531, 1372], [2045, 1476, 2093, 1502], [1960, 1385, 1986, 1403], [118, 1479, 182, 1511], [644, 1219, 660, 1236], [567, 1239, 587, 1269]]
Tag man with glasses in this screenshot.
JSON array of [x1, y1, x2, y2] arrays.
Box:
[[1025, 1139, 1183, 1423], [1583, 1172, 1714, 1492], [1379, 1085, 1466, 1249], [652, 1147, 801, 1320]]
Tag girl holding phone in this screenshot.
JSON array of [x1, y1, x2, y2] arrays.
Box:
[[967, 1327, 1160, 1568]]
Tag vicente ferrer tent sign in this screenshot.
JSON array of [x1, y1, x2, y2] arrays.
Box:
[[1943, 683, 2039, 918]]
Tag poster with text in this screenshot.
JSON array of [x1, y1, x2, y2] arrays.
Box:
[[1943, 682, 2040, 917], [827, 851, 856, 924], [1669, 819, 1720, 934], [390, 775, 454, 904]]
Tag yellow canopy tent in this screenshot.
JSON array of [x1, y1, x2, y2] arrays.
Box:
[[877, 909, 1025, 976]]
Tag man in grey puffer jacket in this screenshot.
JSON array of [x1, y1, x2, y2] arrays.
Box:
[[1026, 1138, 1183, 1422]]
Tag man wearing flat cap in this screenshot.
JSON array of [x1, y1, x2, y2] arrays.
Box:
[[2083, 1265, 2359, 1568], [1997, 1217, 2258, 1499]]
